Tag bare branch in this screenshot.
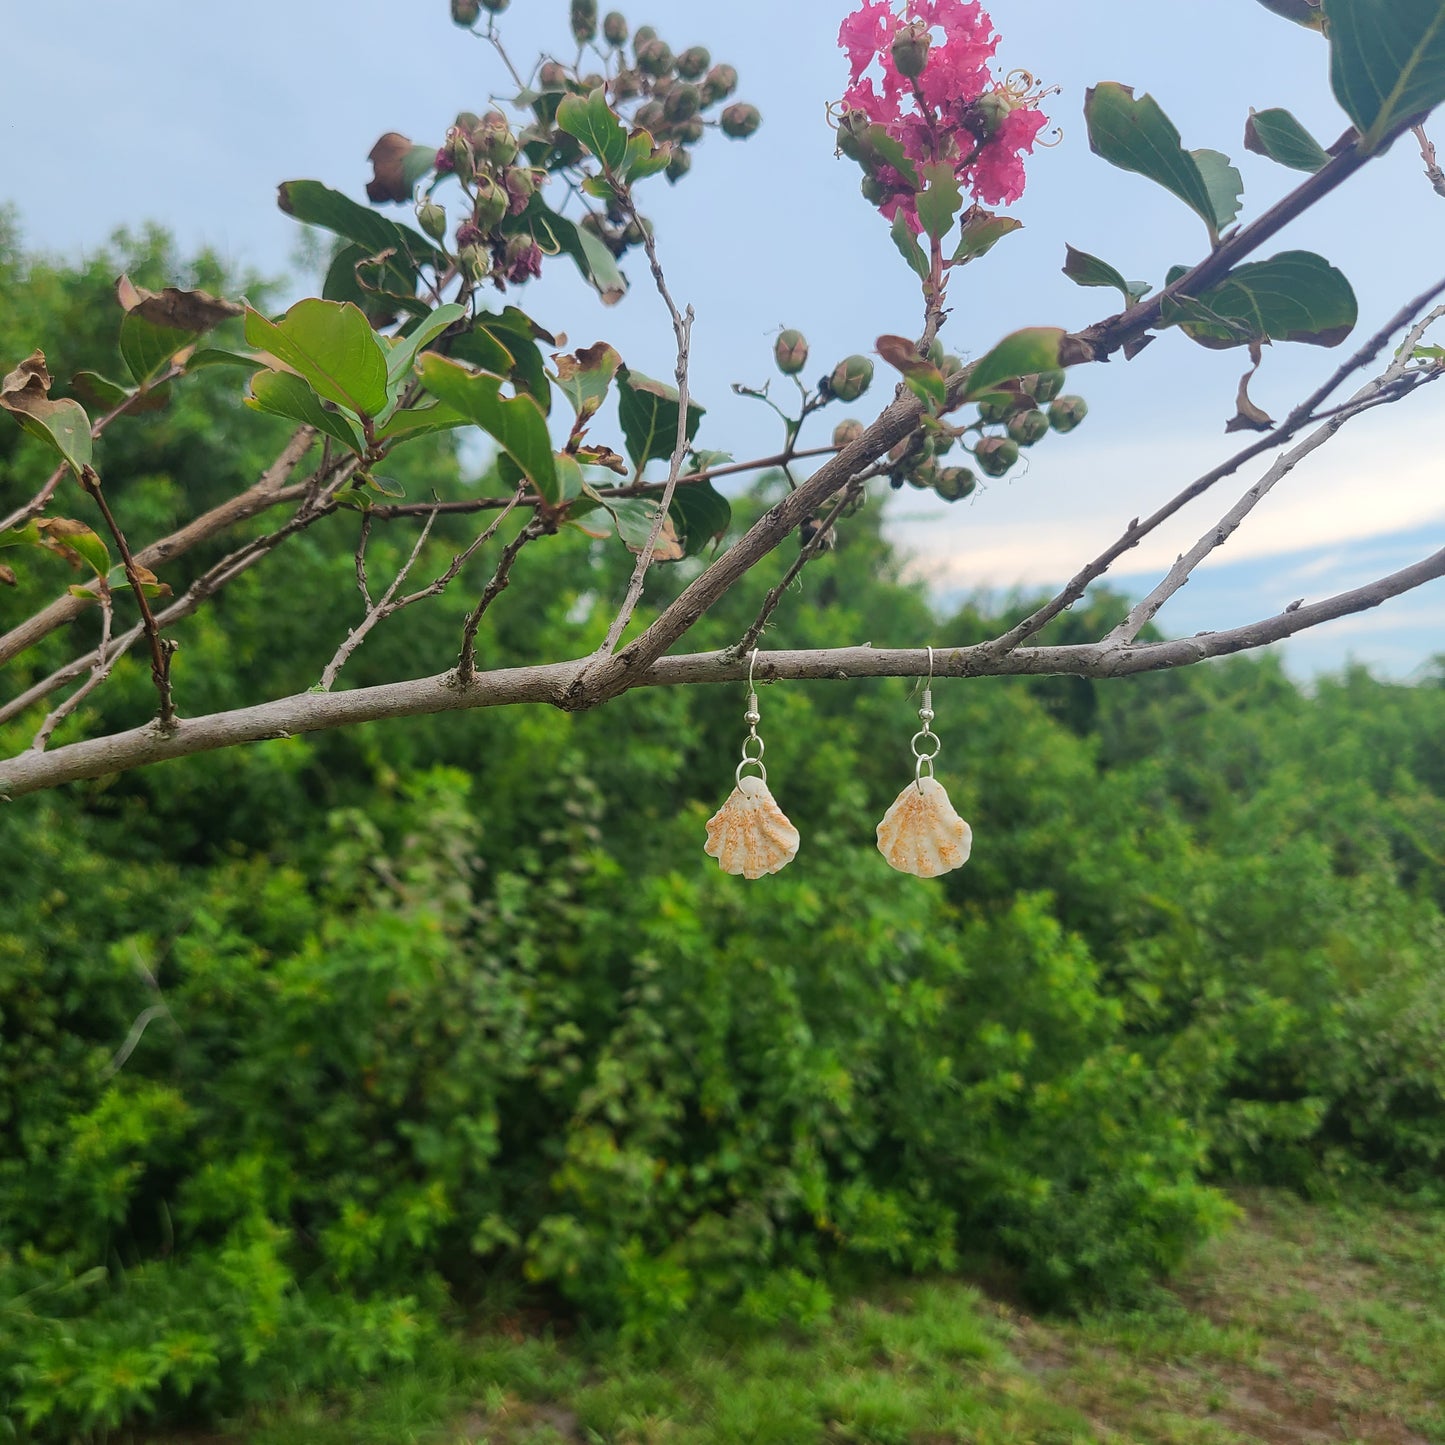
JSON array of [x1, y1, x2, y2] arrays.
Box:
[[1414, 124, 1445, 199], [5, 538, 1441, 801], [31, 586, 114, 752], [457, 515, 549, 685], [985, 278, 1445, 655], [318, 509, 440, 692]]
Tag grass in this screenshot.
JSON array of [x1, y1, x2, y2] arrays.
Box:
[[200, 1191, 1445, 1445]]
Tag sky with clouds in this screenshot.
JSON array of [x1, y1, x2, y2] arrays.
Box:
[[4, 0, 1442, 676]]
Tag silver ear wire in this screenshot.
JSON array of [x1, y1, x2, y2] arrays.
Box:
[[911, 645, 941, 788]]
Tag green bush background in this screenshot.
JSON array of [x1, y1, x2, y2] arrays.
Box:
[[3, 225, 1443, 1440]]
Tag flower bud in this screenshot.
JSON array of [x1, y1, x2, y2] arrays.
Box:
[[968, 90, 1013, 141], [1025, 369, 1066, 404], [633, 24, 657, 50], [1007, 409, 1050, 447], [664, 83, 702, 123], [504, 165, 542, 214], [827, 355, 874, 403], [676, 46, 711, 80], [934, 466, 978, 502], [472, 111, 519, 166], [665, 147, 692, 183], [570, 0, 597, 43], [774, 329, 809, 375], [451, 0, 481, 23], [974, 436, 1019, 477], [603, 11, 628, 45], [832, 418, 865, 448], [1048, 396, 1088, 433], [622, 216, 653, 247], [538, 59, 569, 90], [472, 173, 509, 229], [701, 63, 739, 105], [417, 198, 447, 242], [906, 456, 940, 490], [721, 102, 761, 139], [891, 19, 931, 80], [637, 38, 674, 77], [459, 242, 492, 282], [861, 175, 889, 206]]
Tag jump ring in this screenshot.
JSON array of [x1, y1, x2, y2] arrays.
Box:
[[736, 757, 768, 786], [910, 729, 942, 761], [741, 734, 766, 762]]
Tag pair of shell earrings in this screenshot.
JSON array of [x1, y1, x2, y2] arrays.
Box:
[[703, 648, 973, 880]]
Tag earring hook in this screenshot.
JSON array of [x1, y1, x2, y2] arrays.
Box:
[[926, 645, 934, 687], [748, 647, 760, 689]]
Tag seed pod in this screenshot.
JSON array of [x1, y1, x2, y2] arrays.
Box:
[[891, 19, 931, 79], [1007, 409, 1050, 447], [570, 0, 597, 43], [417, 199, 447, 242], [975, 392, 1018, 425], [665, 148, 692, 183], [445, 130, 475, 184], [721, 103, 761, 139], [637, 38, 674, 77], [603, 11, 628, 45], [774, 329, 809, 375], [974, 436, 1019, 476], [472, 111, 519, 167], [612, 68, 642, 100], [677, 46, 711, 80], [633, 24, 657, 50], [674, 118, 704, 143], [934, 466, 977, 502], [1048, 396, 1088, 433], [451, 0, 481, 22], [1025, 369, 1066, 404], [538, 59, 569, 90], [827, 355, 874, 403], [480, 0, 509, 8], [701, 63, 739, 105], [664, 83, 702, 123], [969, 90, 1012, 139], [634, 100, 666, 133], [472, 174, 508, 229], [833, 418, 865, 448]]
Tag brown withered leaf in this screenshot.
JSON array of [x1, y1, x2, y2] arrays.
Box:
[[573, 443, 628, 475], [116, 274, 243, 332], [1, 351, 54, 411], [625, 511, 685, 562], [1226, 341, 1275, 433], [366, 132, 437, 204]]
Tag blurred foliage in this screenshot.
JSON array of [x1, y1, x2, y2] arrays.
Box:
[[2, 229, 1444, 1441]]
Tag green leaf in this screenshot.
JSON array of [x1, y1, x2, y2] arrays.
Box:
[[244, 300, 391, 418], [277, 180, 446, 269], [1160, 249, 1358, 348], [619, 127, 671, 182], [554, 452, 586, 503], [69, 371, 133, 407], [246, 369, 365, 454], [951, 211, 1023, 264], [1191, 149, 1244, 233], [1084, 83, 1224, 241], [416, 354, 560, 502], [1244, 107, 1331, 172], [916, 162, 963, 244], [185, 348, 267, 370], [374, 401, 471, 442], [1062, 245, 1152, 307], [517, 196, 627, 305], [0, 354, 92, 478], [384, 302, 467, 389], [119, 313, 193, 387], [961, 328, 1066, 401], [890, 213, 930, 282], [857, 124, 921, 189], [452, 308, 553, 412], [323, 242, 431, 322], [1326, 0, 1445, 154], [616, 368, 705, 471], [552, 342, 623, 426], [604, 496, 685, 559], [556, 87, 628, 172], [669, 479, 732, 556], [876, 334, 947, 409], [34, 517, 110, 578]]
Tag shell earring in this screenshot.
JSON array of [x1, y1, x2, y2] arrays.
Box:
[[704, 649, 800, 880], [876, 647, 972, 878]]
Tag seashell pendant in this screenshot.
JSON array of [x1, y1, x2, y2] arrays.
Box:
[[704, 774, 801, 880], [876, 775, 972, 879]]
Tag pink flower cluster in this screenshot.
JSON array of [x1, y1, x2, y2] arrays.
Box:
[[838, 0, 1048, 228]]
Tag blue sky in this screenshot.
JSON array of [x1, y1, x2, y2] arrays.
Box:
[[4, 0, 1442, 676]]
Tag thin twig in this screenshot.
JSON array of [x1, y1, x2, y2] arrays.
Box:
[[31, 587, 114, 751], [457, 516, 548, 685], [76, 466, 176, 729], [984, 278, 1445, 656], [319, 509, 440, 691], [734, 480, 866, 657], [598, 193, 696, 655], [398, 483, 527, 606], [1414, 124, 1445, 199], [354, 514, 375, 609]]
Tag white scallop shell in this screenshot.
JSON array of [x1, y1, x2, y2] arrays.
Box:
[[704, 774, 800, 880], [876, 775, 972, 878]]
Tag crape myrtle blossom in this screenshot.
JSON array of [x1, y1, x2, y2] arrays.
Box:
[[836, 0, 1050, 230]]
